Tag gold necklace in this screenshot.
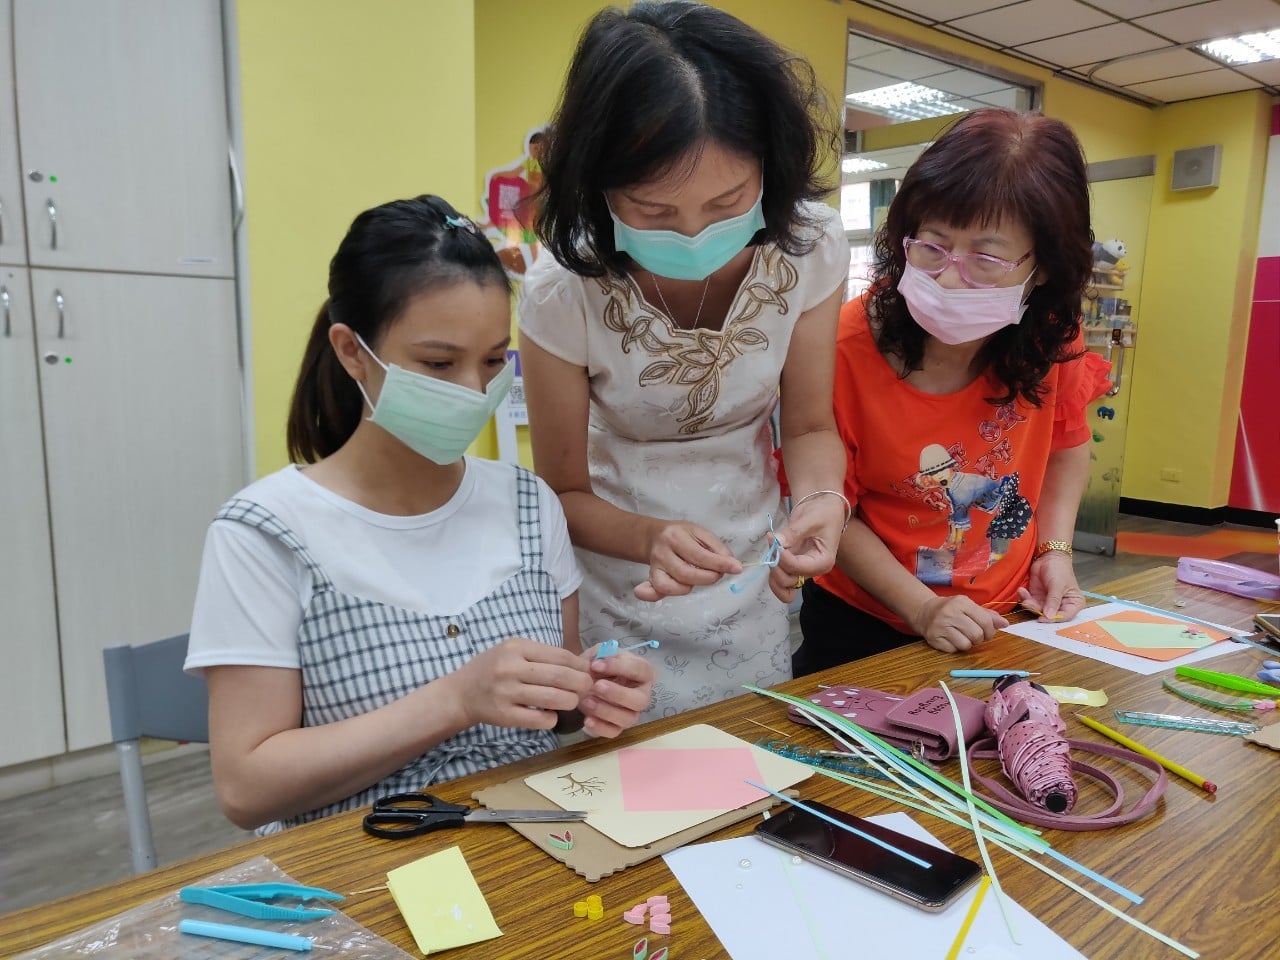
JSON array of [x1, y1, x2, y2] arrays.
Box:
[[649, 272, 711, 330]]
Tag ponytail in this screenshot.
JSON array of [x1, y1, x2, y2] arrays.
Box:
[[284, 195, 509, 464], [285, 300, 363, 464]]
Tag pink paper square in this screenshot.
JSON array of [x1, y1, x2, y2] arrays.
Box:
[[617, 746, 765, 812]]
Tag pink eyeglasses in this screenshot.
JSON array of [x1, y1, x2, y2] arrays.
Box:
[[903, 238, 1033, 288]]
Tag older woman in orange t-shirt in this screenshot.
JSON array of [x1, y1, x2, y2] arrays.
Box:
[[793, 109, 1111, 676]]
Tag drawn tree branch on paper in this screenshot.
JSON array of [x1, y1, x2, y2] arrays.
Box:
[[557, 772, 607, 798]]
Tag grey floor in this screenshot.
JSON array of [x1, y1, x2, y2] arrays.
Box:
[[0, 515, 1272, 916]]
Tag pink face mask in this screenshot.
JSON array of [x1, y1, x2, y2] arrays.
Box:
[[897, 261, 1033, 345]]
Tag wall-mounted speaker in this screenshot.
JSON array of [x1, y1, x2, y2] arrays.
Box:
[[1170, 144, 1222, 192]]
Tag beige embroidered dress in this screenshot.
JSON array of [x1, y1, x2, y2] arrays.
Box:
[[519, 203, 848, 719]]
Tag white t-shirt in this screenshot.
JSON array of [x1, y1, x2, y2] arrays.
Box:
[[186, 458, 582, 672]]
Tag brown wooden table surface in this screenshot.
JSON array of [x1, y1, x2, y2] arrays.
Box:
[[4, 566, 1279, 959]]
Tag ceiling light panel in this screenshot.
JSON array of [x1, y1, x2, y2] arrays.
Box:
[[1199, 30, 1280, 64], [1134, 0, 1280, 45]]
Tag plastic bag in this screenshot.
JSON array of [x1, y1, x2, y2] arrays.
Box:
[[12, 856, 413, 960]]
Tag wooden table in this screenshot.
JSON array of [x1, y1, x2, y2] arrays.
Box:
[[4, 567, 1278, 959]]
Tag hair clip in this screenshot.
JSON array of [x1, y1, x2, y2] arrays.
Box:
[[443, 214, 478, 234]]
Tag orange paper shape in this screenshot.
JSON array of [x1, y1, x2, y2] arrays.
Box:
[[1056, 609, 1231, 662]]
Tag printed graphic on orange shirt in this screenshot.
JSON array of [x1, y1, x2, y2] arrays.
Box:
[[908, 440, 1034, 588]]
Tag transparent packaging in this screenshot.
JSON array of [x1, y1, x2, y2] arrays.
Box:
[[13, 856, 413, 960]]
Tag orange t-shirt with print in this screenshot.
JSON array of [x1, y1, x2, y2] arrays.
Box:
[[814, 294, 1112, 633]]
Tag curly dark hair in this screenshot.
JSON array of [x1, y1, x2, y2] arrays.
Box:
[[868, 108, 1093, 406], [534, 0, 839, 278]]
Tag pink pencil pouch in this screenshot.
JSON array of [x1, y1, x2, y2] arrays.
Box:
[[787, 685, 988, 761], [1176, 557, 1280, 602]]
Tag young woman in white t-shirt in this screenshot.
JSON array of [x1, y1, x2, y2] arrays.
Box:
[[187, 195, 653, 831]]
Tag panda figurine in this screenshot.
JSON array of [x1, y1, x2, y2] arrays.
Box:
[[1092, 238, 1126, 266]]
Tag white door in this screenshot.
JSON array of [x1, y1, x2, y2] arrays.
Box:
[[0, 0, 28, 266], [14, 0, 234, 278], [31, 269, 244, 750], [0, 265, 65, 765]]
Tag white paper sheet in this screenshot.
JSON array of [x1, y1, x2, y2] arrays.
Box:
[[663, 813, 1085, 960], [1000, 602, 1245, 675]]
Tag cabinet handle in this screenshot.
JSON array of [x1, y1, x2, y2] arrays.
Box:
[[1, 286, 10, 337], [1105, 330, 1125, 398], [46, 198, 58, 250], [54, 288, 65, 338], [0, 198, 5, 247], [228, 145, 245, 231]]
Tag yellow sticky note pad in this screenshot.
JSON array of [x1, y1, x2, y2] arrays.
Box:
[[386, 846, 502, 955]]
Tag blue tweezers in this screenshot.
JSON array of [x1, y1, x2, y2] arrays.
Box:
[[179, 883, 344, 921]]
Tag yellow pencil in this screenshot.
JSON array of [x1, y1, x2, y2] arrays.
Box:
[[945, 876, 990, 960], [1076, 714, 1217, 794]]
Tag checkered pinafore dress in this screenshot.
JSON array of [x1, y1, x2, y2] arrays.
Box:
[[214, 467, 561, 827]]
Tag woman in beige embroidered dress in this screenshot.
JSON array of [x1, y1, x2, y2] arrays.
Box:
[[519, 2, 850, 718]]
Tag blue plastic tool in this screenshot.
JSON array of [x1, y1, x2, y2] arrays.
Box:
[[594, 639, 660, 659], [179, 919, 312, 951], [1259, 660, 1280, 685], [728, 513, 782, 594], [949, 669, 1039, 679], [179, 883, 342, 920]]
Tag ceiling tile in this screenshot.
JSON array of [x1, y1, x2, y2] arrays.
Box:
[[950, 0, 1114, 47], [846, 65, 900, 92], [855, 46, 967, 80], [847, 33, 893, 61], [925, 68, 1016, 96], [1237, 58, 1280, 83], [866, 0, 1014, 20], [1133, 0, 1280, 44], [1016, 22, 1171, 67], [1093, 0, 1213, 16], [1126, 67, 1262, 99], [1085, 46, 1223, 85]]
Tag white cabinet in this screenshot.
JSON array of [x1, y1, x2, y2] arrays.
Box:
[[0, 1, 26, 266], [32, 270, 243, 749], [13, 0, 234, 278], [0, 266, 64, 766], [0, 0, 244, 763]]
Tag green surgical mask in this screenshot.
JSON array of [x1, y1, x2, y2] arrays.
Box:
[[610, 185, 765, 281], [354, 333, 512, 465]]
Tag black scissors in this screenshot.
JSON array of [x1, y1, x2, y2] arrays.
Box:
[[362, 792, 588, 839]]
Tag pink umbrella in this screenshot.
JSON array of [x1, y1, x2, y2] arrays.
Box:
[[984, 676, 1077, 813]]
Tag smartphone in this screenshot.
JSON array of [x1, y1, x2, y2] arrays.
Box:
[[1254, 613, 1280, 641], [754, 801, 982, 912]]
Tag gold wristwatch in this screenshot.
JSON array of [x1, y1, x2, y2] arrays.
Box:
[[1033, 540, 1073, 560]]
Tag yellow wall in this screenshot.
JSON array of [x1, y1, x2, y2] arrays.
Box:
[[1124, 91, 1272, 506], [238, 0, 477, 475]]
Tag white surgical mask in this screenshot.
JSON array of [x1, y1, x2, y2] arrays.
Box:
[[897, 261, 1033, 345], [354, 333, 512, 464]]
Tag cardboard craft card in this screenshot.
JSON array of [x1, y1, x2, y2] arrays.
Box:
[[522, 723, 811, 848], [473, 776, 796, 882], [1055, 609, 1231, 662]]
